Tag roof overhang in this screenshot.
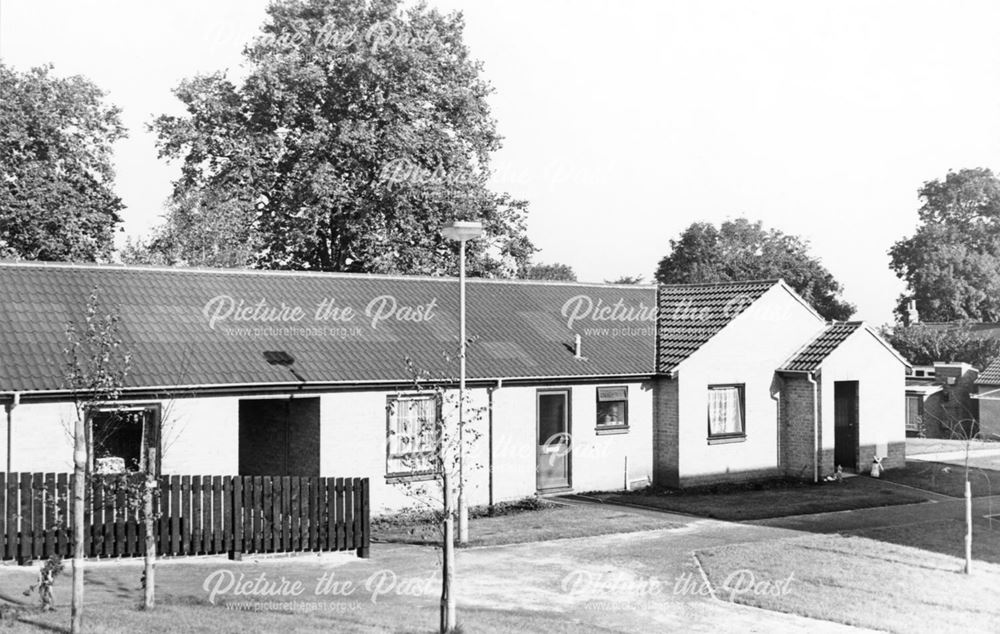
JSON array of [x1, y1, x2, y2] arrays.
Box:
[[0, 372, 659, 404], [906, 384, 943, 397]]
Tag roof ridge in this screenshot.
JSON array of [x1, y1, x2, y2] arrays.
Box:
[[659, 279, 781, 289], [0, 260, 656, 289]]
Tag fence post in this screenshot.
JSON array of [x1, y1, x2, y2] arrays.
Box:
[[356, 478, 370, 559], [229, 476, 243, 561]]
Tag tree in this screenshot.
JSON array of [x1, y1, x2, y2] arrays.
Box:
[[606, 274, 644, 284], [120, 190, 260, 268], [391, 357, 484, 633], [0, 63, 126, 261], [882, 323, 1000, 370], [523, 262, 577, 282], [63, 288, 131, 633], [889, 168, 1000, 322], [655, 218, 855, 321], [150, 0, 534, 276]]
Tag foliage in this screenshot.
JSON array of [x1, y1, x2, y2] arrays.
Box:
[[149, 0, 534, 276], [522, 262, 577, 282], [881, 323, 1000, 370], [120, 190, 260, 268], [63, 287, 132, 407], [889, 168, 1000, 322], [655, 218, 855, 321], [0, 63, 126, 261], [23, 556, 65, 611], [606, 274, 644, 284]]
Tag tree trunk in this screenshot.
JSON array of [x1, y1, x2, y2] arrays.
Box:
[[143, 467, 156, 609], [964, 478, 972, 574], [71, 414, 86, 633], [440, 468, 456, 633]]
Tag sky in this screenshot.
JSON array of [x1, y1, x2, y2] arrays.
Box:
[[2, 0, 999, 324]]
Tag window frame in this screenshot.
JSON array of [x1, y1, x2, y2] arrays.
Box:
[[86, 403, 162, 475], [595, 385, 629, 434], [385, 393, 440, 481], [706, 383, 746, 444]]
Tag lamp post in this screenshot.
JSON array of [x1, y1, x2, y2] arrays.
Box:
[[442, 220, 482, 545]]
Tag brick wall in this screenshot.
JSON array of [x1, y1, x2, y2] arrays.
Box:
[[780, 375, 821, 479], [858, 441, 905, 472], [652, 377, 679, 487]]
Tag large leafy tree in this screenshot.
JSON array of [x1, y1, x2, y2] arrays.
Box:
[[0, 63, 126, 261], [889, 168, 1000, 323], [150, 0, 533, 275], [882, 323, 1000, 370], [655, 218, 855, 321]]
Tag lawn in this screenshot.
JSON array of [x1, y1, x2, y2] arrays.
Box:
[[851, 517, 1000, 564], [907, 438, 999, 455], [372, 498, 683, 547], [588, 475, 931, 521], [696, 533, 1000, 633], [0, 601, 595, 634], [880, 460, 1000, 497]]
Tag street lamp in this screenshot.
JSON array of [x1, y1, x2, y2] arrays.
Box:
[[442, 220, 482, 545]]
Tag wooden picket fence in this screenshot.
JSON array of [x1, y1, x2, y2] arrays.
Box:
[[0, 473, 370, 563]]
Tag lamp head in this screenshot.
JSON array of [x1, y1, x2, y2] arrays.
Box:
[[442, 220, 484, 242]]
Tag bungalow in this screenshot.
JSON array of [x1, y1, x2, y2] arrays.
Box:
[[0, 262, 908, 513], [973, 360, 1000, 440], [654, 281, 908, 486]]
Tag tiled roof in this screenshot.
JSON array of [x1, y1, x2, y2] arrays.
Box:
[[779, 322, 863, 372], [657, 280, 780, 373], [976, 359, 1000, 384], [0, 262, 658, 393]]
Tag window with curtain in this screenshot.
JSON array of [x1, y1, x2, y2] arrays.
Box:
[[596, 386, 628, 429], [707, 385, 745, 438], [386, 395, 438, 476]]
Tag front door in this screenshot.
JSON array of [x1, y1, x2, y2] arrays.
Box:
[[536, 390, 571, 491], [834, 381, 859, 471]]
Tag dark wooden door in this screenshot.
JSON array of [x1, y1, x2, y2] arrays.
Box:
[[834, 381, 859, 471], [536, 390, 571, 491], [239, 397, 320, 476]]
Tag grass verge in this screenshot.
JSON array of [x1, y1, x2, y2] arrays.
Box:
[[879, 460, 1000, 497], [851, 516, 1000, 564], [696, 533, 1000, 633], [372, 497, 682, 547], [590, 475, 930, 521]]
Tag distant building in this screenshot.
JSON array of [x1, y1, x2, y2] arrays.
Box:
[[906, 363, 979, 438]]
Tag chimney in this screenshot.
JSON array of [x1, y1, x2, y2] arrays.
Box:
[[907, 299, 919, 325], [574, 334, 583, 359]]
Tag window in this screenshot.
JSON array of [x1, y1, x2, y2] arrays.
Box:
[[89, 405, 159, 474], [707, 385, 745, 442], [596, 386, 628, 432], [905, 396, 923, 432], [387, 395, 439, 477]]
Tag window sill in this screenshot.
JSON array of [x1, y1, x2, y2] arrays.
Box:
[[595, 426, 630, 435], [707, 435, 746, 445], [386, 472, 439, 484]]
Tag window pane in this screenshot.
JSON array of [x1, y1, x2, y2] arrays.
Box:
[[538, 393, 566, 444], [597, 400, 626, 426], [388, 396, 436, 474], [708, 387, 743, 436]]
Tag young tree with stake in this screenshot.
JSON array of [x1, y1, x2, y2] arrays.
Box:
[[63, 288, 131, 632]]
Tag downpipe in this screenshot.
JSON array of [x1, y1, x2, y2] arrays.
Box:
[[5, 392, 20, 474], [806, 373, 818, 483]]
